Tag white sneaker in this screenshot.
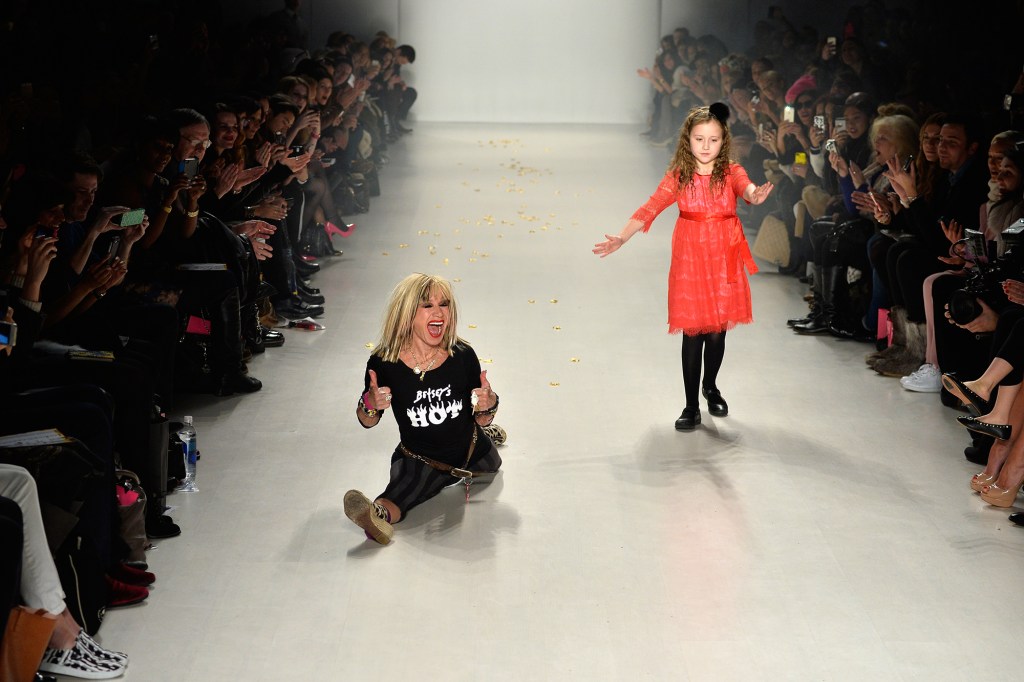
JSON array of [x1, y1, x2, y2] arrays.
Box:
[[900, 363, 942, 392]]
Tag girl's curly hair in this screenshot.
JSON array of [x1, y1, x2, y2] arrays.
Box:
[[667, 102, 733, 194]]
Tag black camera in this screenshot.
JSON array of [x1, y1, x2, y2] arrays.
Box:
[[948, 222, 1024, 324]]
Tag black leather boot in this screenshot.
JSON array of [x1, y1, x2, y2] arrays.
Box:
[[823, 262, 873, 342], [794, 264, 834, 334], [242, 302, 265, 354], [212, 289, 262, 396], [787, 299, 822, 327]]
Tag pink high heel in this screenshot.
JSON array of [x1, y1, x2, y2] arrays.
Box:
[[324, 220, 356, 238], [970, 472, 997, 493], [980, 480, 1024, 508]]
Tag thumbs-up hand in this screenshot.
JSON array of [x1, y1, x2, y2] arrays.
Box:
[[367, 369, 392, 411], [471, 370, 496, 412]]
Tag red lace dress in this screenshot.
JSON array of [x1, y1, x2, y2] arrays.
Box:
[[631, 164, 758, 335]]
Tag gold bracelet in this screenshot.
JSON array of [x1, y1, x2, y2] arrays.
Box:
[[161, 205, 172, 214], [186, 209, 199, 218]]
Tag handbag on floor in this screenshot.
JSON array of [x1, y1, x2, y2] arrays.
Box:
[[752, 214, 791, 268], [115, 470, 148, 567], [0, 606, 57, 682], [175, 309, 214, 392]]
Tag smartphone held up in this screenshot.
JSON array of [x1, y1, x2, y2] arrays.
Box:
[[113, 208, 145, 227], [0, 321, 17, 347], [180, 157, 199, 179]]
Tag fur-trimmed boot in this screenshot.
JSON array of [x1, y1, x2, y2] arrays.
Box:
[[866, 305, 909, 366], [874, 320, 927, 377]]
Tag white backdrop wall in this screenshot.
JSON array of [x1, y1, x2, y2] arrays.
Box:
[[223, 0, 657, 123], [219, 1, 865, 124], [399, 0, 658, 123]]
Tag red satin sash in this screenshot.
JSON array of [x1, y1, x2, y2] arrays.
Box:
[[678, 211, 758, 283]]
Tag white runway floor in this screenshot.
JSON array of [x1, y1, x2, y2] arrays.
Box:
[[98, 123, 1024, 682]]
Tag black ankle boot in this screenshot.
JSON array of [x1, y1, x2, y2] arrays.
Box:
[[214, 371, 263, 396]]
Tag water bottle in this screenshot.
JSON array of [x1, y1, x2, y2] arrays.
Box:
[[176, 416, 199, 492]]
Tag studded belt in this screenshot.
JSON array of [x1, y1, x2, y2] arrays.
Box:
[[398, 426, 479, 479]]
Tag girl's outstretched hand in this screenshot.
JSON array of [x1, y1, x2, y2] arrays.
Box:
[[592, 234, 624, 258], [748, 182, 774, 205]]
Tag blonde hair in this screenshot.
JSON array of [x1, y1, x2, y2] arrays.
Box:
[[869, 114, 920, 162], [668, 105, 733, 193], [374, 273, 464, 363]]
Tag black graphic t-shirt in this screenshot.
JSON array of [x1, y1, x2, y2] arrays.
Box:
[[364, 341, 483, 465]]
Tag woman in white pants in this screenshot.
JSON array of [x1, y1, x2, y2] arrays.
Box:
[[1, 463, 128, 679]]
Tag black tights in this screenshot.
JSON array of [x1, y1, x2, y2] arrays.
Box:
[[681, 332, 726, 408]]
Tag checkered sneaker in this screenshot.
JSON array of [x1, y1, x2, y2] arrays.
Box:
[[38, 634, 127, 679]]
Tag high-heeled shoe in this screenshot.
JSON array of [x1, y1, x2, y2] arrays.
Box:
[[324, 220, 356, 238], [980, 480, 1023, 507], [957, 415, 1011, 441], [970, 471, 997, 492]]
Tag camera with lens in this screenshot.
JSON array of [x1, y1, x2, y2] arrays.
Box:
[[947, 222, 1024, 324]]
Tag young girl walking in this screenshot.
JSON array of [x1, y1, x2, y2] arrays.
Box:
[[593, 103, 773, 430]]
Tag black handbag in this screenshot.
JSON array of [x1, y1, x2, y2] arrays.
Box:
[[174, 309, 214, 392], [54, 525, 108, 635]]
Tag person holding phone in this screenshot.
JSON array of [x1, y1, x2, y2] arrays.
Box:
[[52, 155, 135, 277], [790, 94, 881, 339], [747, 69, 787, 132], [0, 464, 130, 679], [594, 103, 773, 430], [776, 86, 819, 174]]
